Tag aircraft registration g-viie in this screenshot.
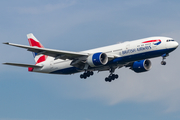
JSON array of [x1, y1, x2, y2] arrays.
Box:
[[3, 33, 178, 82]]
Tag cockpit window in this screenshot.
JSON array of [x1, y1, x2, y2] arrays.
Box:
[[167, 39, 175, 42]]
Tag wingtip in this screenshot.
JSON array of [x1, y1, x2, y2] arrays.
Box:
[[3, 42, 9, 45]]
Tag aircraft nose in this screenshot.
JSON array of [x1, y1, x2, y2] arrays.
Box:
[[174, 41, 179, 48]]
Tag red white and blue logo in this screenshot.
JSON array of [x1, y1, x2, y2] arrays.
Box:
[[142, 39, 161, 45], [28, 38, 47, 64]]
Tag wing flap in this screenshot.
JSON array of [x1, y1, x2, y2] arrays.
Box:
[[3, 63, 43, 68]]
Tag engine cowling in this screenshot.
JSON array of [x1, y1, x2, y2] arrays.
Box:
[[131, 59, 152, 73], [87, 52, 108, 67]]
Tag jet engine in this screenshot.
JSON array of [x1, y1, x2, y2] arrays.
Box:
[[131, 59, 152, 73], [87, 52, 108, 67]]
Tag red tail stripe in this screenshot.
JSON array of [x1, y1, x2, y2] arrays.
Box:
[[28, 38, 44, 48], [28, 38, 47, 65], [36, 55, 47, 64]]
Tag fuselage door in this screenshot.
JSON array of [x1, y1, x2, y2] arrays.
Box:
[[50, 60, 54, 70], [165, 39, 168, 49], [126, 44, 130, 49]]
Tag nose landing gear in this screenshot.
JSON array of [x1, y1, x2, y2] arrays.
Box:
[[161, 61, 166, 65], [161, 53, 169, 65]]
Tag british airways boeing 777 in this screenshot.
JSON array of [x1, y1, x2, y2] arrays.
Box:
[[3, 33, 178, 82]]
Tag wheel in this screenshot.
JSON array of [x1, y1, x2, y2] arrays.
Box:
[[80, 74, 84, 79], [105, 77, 109, 82], [108, 76, 112, 80], [90, 71, 94, 75], [86, 72, 90, 77], [84, 73, 87, 76], [161, 61, 166, 65], [87, 71, 90, 76], [111, 74, 115, 80], [105, 77, 112, 82], [115, 74, 118, 79]]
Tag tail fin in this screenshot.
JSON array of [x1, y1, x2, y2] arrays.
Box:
[[27, 33, 47, 64]]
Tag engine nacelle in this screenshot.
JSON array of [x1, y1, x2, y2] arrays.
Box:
[[87, 52, 108, 67], [131, 59, 152, 73]]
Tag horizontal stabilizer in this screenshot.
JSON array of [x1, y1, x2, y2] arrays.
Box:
[[3, 63, 43, 68]]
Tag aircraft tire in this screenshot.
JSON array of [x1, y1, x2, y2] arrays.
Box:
[[87, 74, 90, 77], [84, 73, 87, 76], [105, 77, 109, 82], [115, 74, 118, 79], [111, 75, 115, 80], [90, 71, 94, 76], [161, 61, 166, 65], [80, 74, 84, 79]]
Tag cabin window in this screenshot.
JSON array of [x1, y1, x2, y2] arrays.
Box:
[[167, 39, 175, 42]]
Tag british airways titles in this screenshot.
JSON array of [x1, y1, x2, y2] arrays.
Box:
[[122, 45, 152, 55]]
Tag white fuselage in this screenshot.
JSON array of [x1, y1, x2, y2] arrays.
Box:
[[33, 36, 178, 74]]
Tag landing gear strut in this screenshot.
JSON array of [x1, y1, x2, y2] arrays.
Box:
[[80, 71, 94, 79], [105, 68, 119, 82], [161, 54, 168, 65]]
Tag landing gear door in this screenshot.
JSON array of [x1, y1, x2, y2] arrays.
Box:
[[165, 40, 168, 49]]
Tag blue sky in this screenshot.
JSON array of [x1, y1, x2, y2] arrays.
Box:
[[1, 0, 180, 120]]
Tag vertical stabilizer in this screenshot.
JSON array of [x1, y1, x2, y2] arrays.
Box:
[[27, 33, 47, 64]]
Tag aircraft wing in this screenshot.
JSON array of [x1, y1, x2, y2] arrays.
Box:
[[3, 42, 88, 60]]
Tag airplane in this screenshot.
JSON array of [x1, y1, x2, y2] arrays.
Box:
[[3, 33, 179, 82]]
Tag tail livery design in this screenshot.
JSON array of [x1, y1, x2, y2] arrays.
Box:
[[27, 33, 47, 72], [27, 33, 47, 64]]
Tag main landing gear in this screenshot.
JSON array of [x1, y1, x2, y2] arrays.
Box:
[[105, 74, 118, 82], [161, 53, 169, 65], [80, 71, 94, 79], [105, 68, 119, 82]]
